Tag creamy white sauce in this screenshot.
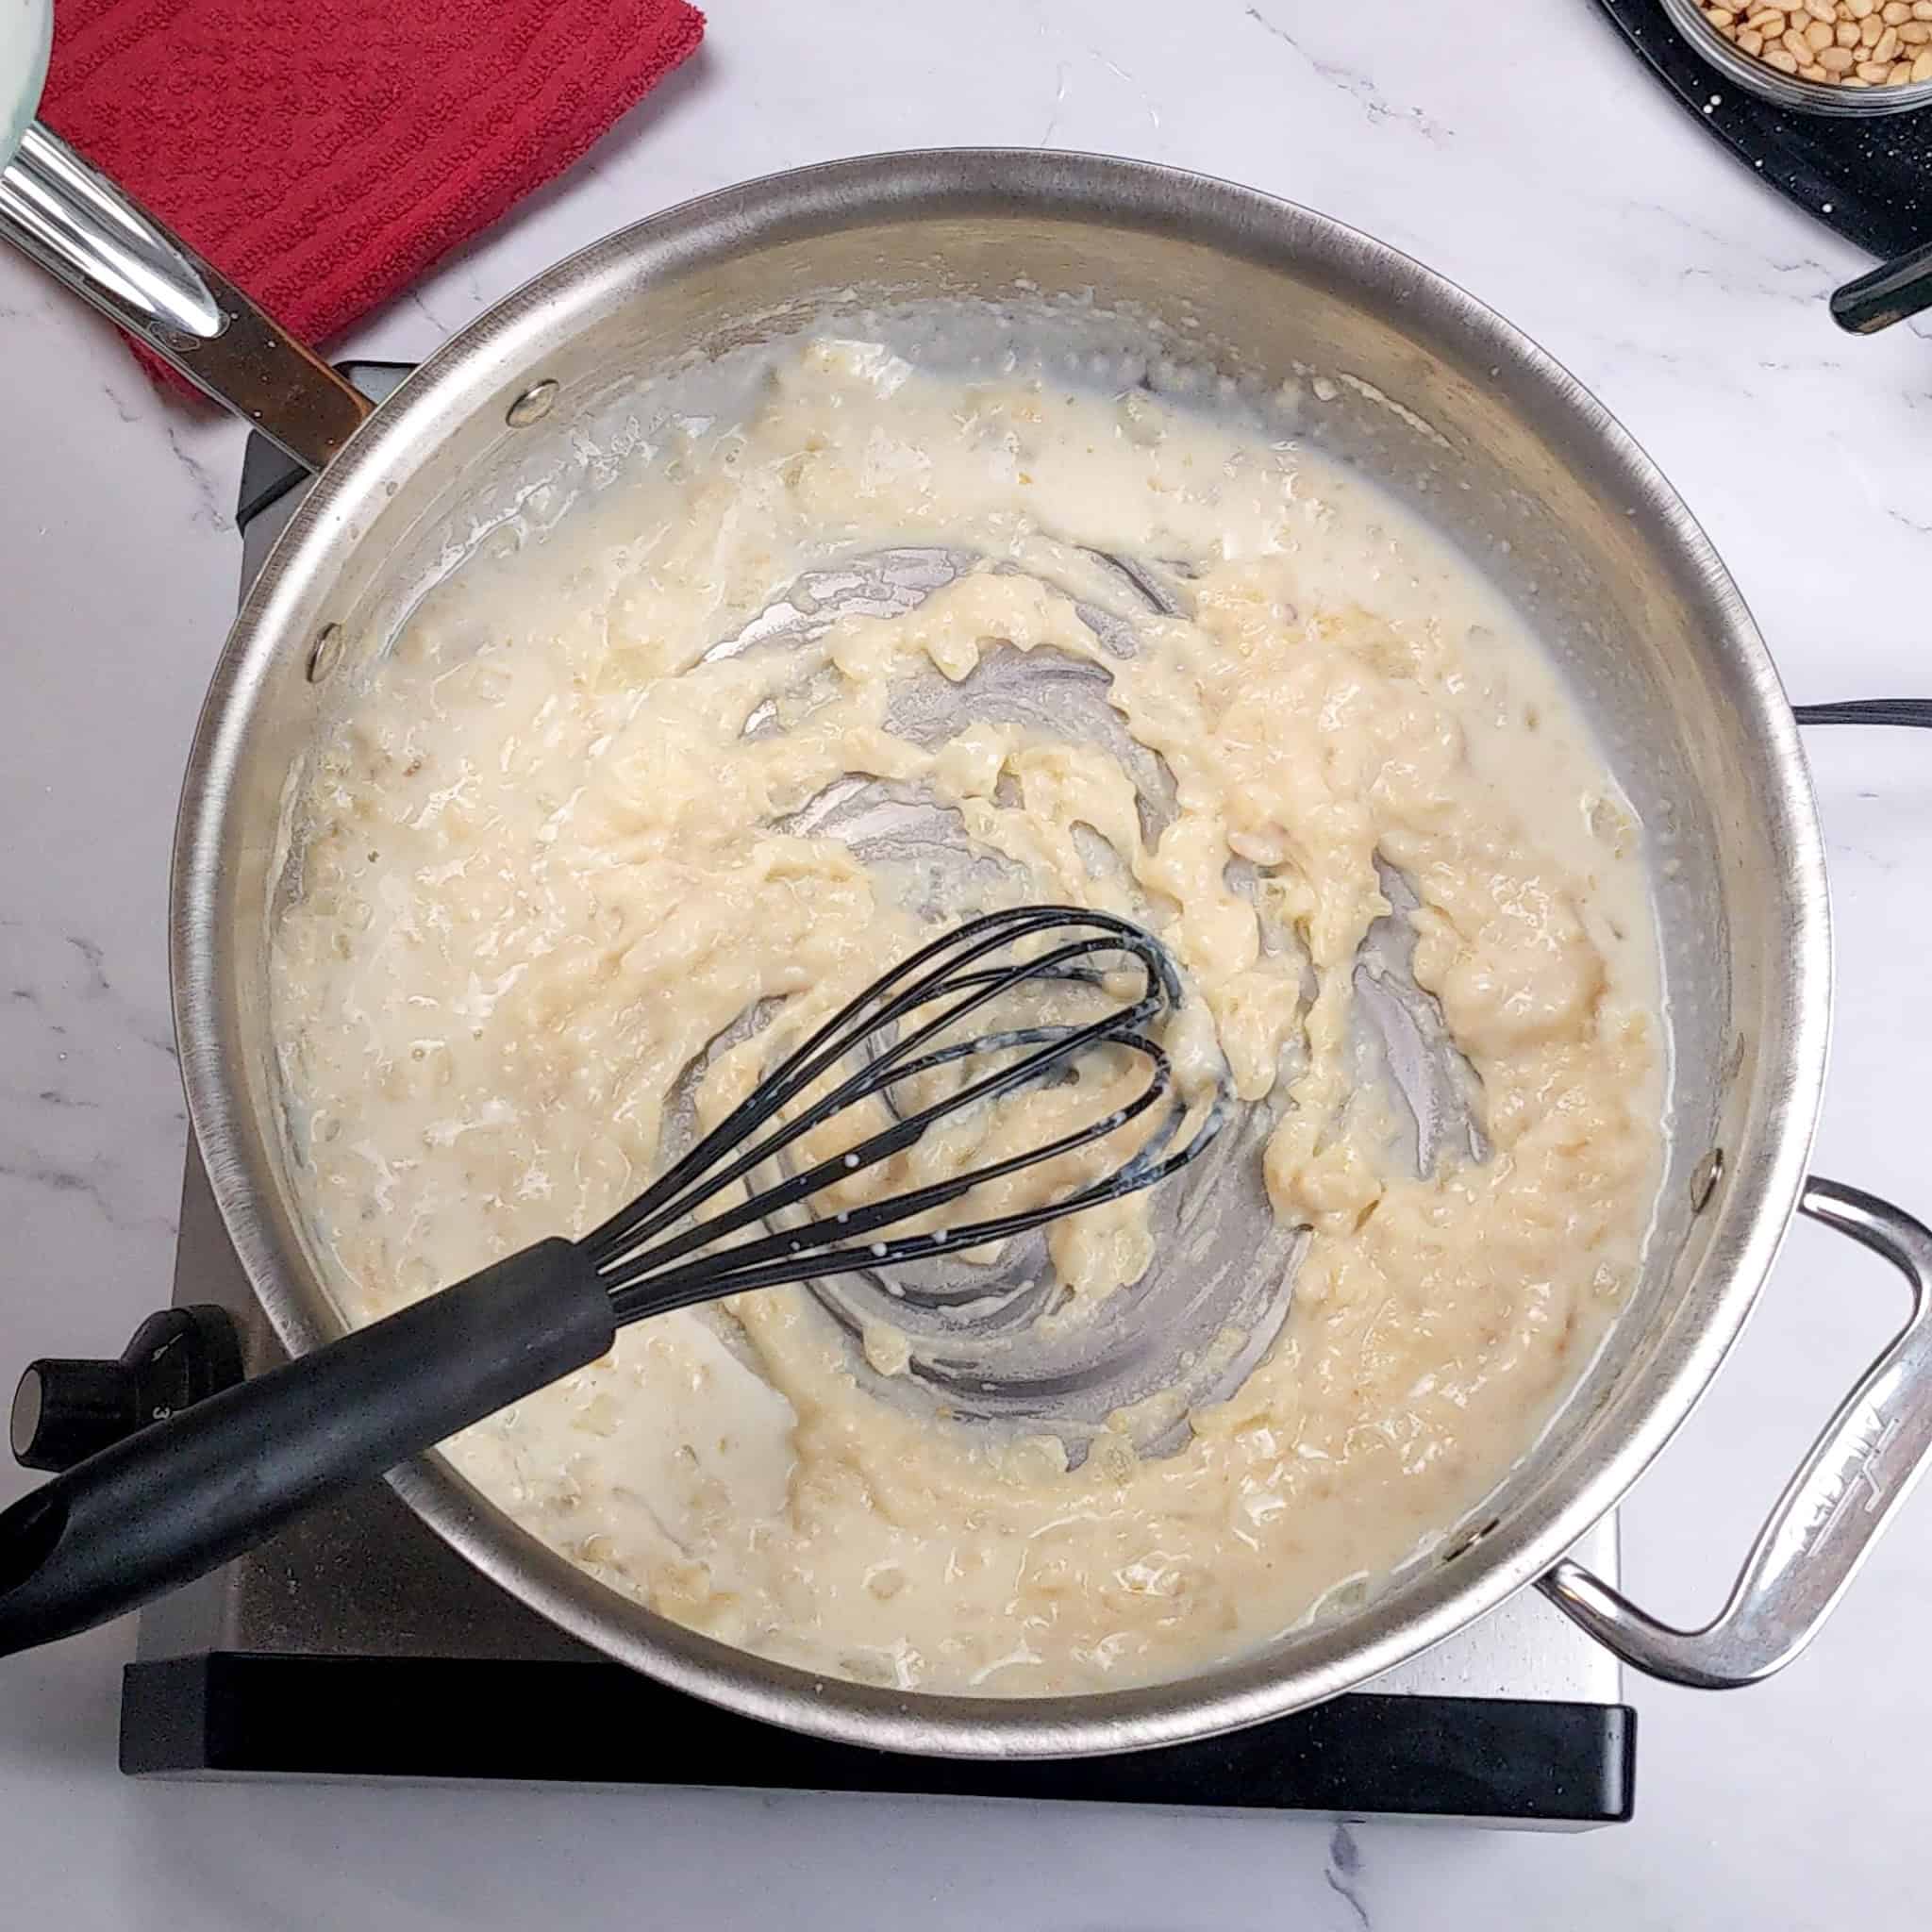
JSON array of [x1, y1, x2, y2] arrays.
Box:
[[270, 335, 1663, 1695]]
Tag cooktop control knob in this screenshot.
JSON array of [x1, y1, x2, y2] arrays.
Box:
[[10, 1307, 244, 1473]]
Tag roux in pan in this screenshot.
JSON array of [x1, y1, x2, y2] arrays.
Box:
[[271, 335, 1662, 1694]]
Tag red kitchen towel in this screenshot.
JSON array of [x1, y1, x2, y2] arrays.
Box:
[[37, 0, 705, 379]]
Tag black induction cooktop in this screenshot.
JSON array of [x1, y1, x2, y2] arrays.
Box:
[[114, 367, 1636, 1825]]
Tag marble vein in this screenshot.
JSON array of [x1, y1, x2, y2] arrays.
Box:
[[161, 418, 231, 532], [1040, 59, 1070, 146], [1324, 1824, 1371, 1930], [1243, 7, 1449, 143]]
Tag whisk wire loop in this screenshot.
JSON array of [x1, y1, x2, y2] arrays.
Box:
[[580, 907, 1224, 1325]]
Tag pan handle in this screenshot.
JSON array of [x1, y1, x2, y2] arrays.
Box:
[[0, 120, 372, 471], [1540, 1178, 1932, 1689]]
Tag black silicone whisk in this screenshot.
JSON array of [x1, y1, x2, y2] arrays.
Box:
[[0, 906, 1224, 1657]]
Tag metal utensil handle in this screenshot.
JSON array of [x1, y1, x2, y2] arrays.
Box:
[[0, 120, 373, 471], [1540, 1178, 1932, 1689], [0, 1239, 613, 1658]]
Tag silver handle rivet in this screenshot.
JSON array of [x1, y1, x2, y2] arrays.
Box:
[[1441, 1517, 1501, 1564], [307, 624, 343, 685], [1690, 1147, 1724, 1215], [507, 380, 558, 427]]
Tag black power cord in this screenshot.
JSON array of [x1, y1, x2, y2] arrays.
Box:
[[1793, 700, 1932, 729]]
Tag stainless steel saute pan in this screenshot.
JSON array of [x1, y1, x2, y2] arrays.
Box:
[[5, 127, 1929, 1757]]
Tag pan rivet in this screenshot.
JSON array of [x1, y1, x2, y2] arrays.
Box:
[[507, 380, 558, 427], [306, 624, 343, 685], [1691, 1148, 1724, 1215], [1442, 1517, 1500, 1564]]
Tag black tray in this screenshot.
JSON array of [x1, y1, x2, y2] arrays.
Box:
[[1599, 0, 1932, 259], [123, 1654, 1634, 1826]]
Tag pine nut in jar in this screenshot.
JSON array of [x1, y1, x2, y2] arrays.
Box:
[[1695, 0, 1932, 86]]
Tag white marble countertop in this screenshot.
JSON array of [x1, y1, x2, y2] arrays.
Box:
[[3, 1, 1930, 1925]]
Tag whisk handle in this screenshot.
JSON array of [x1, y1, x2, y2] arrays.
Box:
[[0, 1240, 612, 1657]]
